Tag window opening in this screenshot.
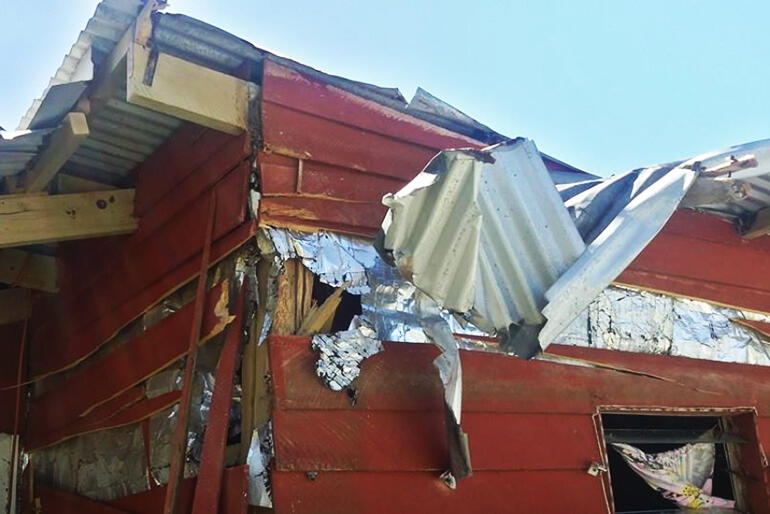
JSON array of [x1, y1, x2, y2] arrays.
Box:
[[601, 413, 742, 513]]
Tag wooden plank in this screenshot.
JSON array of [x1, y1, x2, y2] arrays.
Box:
[[29, 219, 255, 377], [744, 206, 770, 239], [0, 288, 30, 325], [271, 470, 607, 514], [0, 249, 58, 293], [262, 101, 439, 180], [26, 282, 231, 443], [192, 283, 247, 514], [107, 465, 249, 514], [260, 195, 386, 237], [262, 61, 482, 150], [20, 113, 90, 192], [273, 410, 600, 472], [127, 43, 251, 135], [0, 189, 137, 248], [164, 190, 217, 514], [272, 260, 314, 335], [300, 160, 406, 202], [268, 336, 770, 415]]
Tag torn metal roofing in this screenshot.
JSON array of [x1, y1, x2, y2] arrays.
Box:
[[380, 137, 770, 357], [380, 138, 585, 350]]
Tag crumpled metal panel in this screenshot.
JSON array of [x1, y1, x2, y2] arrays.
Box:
[[381, 138, 585, 336], [556, 286, 770, 366], [311, 317, 383, 391]]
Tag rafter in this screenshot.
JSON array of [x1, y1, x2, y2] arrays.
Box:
[[0, 189, 137, 248]]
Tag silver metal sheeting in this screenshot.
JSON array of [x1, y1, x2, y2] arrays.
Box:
[[267, 228, 376, 295], [311, 317, 383, 391], [269, 227, 770, 368], [381, 135, 770, 355], [556, 286, 770, 365], [381, 138, 585, 336]]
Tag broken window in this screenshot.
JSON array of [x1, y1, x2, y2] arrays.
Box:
[[601, 413, 750, 513]]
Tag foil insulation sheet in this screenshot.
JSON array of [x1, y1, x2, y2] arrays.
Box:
[[266, 228, 377, 294], [363, 251, 489, 343], [311, 317, 383, 391], [555, 286, 770, 365], [246, 423, 274, 508]]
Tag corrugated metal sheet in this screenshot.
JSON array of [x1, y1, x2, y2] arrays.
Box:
[[18, 0, 147, 130], [60, 79, 182, 185], [380, 138, 585, 340], [0, 129, 53, 177]]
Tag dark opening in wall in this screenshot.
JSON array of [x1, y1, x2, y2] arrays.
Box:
[[602, 413, 738, 513], [311, 279, 361, 332]]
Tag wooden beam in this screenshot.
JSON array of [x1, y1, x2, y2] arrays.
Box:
[[127, 43, 252, 135], [0, 249, 58, 293], [0, 189, 137, 248], [20, 113, 89, 193], [0, 288, 31, 325], [744, 207, 770, 240]]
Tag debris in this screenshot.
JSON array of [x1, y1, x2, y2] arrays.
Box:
[[310, 317, 383, 391], [297, 287, 346, 336], [266, 228, 376, 294]]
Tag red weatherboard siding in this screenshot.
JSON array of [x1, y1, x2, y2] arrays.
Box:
[[259, 60, 486, 237], [619, 209, 770, 313], [29, 126, 252, 377], [268, 335, 770, 513]]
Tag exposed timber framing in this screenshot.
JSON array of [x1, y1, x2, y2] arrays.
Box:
[[127, 42, 251, 135], [19, 113, 90, 193], [0, 288, 31, 325], [0, 249, 58, 293], [743, 207, 770, 240], [0, 189, 137, 248]]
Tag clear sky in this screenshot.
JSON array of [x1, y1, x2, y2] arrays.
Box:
[[2, 1, 768, 176]]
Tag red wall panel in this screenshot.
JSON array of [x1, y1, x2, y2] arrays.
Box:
[[30, 126, 252, 377], [258, 61, 486, 237], [618, 210, 770, 313], [268, 335, 770, 513]]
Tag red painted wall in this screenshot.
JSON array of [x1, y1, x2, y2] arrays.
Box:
[[30, 125, 253, 378], [268, 335, 770, 513], [25, 125, 254, 448], [619, 209, 770, 314]]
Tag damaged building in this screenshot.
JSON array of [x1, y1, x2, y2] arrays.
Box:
[[1, 1, 770, 512]]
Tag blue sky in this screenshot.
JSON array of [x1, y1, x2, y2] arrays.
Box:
[[2, 1, 768, 176]]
